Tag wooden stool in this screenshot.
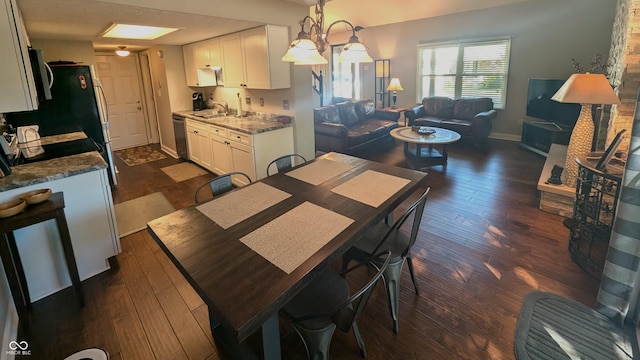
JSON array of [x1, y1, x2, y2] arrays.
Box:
[[0, 192, 83, 321]]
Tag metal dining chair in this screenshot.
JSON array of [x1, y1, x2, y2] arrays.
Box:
[[342, 187, 430, 334], [194, 171, 252, 204], [281, 251, 391, 360], [266, 153, 307, 176]]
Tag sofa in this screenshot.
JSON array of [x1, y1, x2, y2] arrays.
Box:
[[314, 99, 400, 153], [405, 97, 497, 145]]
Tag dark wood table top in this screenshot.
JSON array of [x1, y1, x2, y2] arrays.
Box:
[[147, 152, 428, 342]]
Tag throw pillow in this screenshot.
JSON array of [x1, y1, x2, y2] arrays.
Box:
[[313, 105, 341, 124], [354, 100, 376, 121], [336, 101, 360, 127]]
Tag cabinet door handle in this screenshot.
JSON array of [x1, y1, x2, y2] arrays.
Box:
[[236, 136, 241, 139]]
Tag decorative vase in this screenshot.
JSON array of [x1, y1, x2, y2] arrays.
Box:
[[562, 103, 593, 188]]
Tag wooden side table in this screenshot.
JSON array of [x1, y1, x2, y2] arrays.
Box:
[[0, 192, 83, 321], [380, 107, 410, 126]]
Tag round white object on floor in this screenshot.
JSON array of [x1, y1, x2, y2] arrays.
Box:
[[64, 348, 109, 360]]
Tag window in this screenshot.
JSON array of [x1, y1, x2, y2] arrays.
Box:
[[331, 44, 361, 100], [417, 38, 510, 109]]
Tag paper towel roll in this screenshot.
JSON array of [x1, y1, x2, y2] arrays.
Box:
[[236, 94, 244, 117]]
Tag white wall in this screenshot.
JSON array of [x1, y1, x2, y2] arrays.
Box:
[[333, 0, 616, 139]]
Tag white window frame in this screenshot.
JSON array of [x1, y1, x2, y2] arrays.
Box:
[[416, 37, 511, 109]]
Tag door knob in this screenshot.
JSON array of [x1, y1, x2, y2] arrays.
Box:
[[137, 106, 142, 110]]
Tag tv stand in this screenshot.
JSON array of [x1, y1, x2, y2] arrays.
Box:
[[520, 120, 572, 157]]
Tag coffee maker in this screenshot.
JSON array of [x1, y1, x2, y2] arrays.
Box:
[[192, 92, 205, 111]]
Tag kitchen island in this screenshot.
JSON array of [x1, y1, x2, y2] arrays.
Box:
[[173, 110, 295, 182], [0, 133, 119, 305]]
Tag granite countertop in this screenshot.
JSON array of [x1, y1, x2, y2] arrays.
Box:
[[173, 110, 293, 134], [0, 132, 107, 192]]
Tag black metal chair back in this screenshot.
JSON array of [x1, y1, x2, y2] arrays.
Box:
[[194, 171, 252, 204], [266, 154, 307, 176]]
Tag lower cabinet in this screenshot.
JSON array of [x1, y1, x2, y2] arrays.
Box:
[[186, 119, 213, 170], [186, 118, 294, 185]]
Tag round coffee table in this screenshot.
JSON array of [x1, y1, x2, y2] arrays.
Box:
[[390, 127, 461, 168]]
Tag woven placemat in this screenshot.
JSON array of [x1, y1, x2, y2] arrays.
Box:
[[331, 170, 411, 207], [285, 158, 354, 185], [240, 201, 354, 274], [196, 182, 291, 229]]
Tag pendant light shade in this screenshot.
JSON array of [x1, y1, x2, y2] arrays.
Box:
[[337, 36, 373, 63]]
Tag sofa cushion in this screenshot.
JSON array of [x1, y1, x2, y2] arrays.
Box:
[[414, 117, 473, 136], [336, 101, 360, 127], [422, 97, 454, 118], [314, 105, 341, 124], [453, 98, 494, 121], [354, 100, 376, 121]]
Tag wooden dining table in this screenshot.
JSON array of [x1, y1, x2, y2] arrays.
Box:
[[147, 152, 428, 359]]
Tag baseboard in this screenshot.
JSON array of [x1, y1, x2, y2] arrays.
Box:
[[489, 132, 521, 142], [2, 302, 18, 360]]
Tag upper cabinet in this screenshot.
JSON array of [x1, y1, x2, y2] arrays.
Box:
[[184, 39, 220, 88], [1, 0, 39, 112], [183, 25, 291, 90], [183, 42, 199, 87]]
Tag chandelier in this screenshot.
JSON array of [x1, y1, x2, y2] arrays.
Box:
[[282, 0, 373, 65]]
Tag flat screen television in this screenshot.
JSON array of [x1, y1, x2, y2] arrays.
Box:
[[526, 78, 581, 127]]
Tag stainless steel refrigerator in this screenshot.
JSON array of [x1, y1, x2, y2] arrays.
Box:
[[6, 63, 117, 186]]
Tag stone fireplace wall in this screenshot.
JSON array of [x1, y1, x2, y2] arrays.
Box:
[[606, 0, 640, 153]]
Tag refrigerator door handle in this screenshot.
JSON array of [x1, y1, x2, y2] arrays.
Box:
[[44, 62, 54, 89], [95, 84, 112, 142]]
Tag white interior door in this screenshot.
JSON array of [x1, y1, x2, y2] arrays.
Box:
[[95, 54, 148, 150]]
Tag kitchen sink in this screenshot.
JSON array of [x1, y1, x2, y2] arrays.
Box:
[[191, 110, 227, 119]]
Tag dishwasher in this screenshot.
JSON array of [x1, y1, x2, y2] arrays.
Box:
[[172, 113, 188, 160]]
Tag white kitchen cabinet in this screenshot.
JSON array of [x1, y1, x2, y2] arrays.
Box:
[[210, 125, 232, 175], [186, 119, 213, 170], [183, 40, 218, 88], [196, 38, 222, 69], [186, 118, 294, 184], [219, 32, 245, 88], [183, 42, 199, 87], [0, 0, 39, 112], [220, 25, 291, 89]]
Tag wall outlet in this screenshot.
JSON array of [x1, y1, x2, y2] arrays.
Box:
[[283, 100, 289, 110], [260, 98, 264, 106], [245, 97, 251, 105]]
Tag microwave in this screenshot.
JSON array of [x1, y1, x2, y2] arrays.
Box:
[[28, 48, 53, 101]]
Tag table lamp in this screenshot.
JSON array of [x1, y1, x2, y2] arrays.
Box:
[[387, 78, 404, 109], [551, 73, 619, 187]]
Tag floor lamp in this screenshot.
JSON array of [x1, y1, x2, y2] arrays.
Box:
[[551, 73, 619, 188]]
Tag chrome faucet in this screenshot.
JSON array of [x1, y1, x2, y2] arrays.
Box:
[[211, 101, 229, 115]]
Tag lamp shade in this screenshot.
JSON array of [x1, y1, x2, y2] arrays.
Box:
[[551, 73, 619, 105], [337, 41, 373, 63], [282, 38, 328, 65], [387, 78, 404, 91]]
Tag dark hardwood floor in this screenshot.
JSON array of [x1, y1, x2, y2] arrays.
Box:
[[18, 138, 600, 359]]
